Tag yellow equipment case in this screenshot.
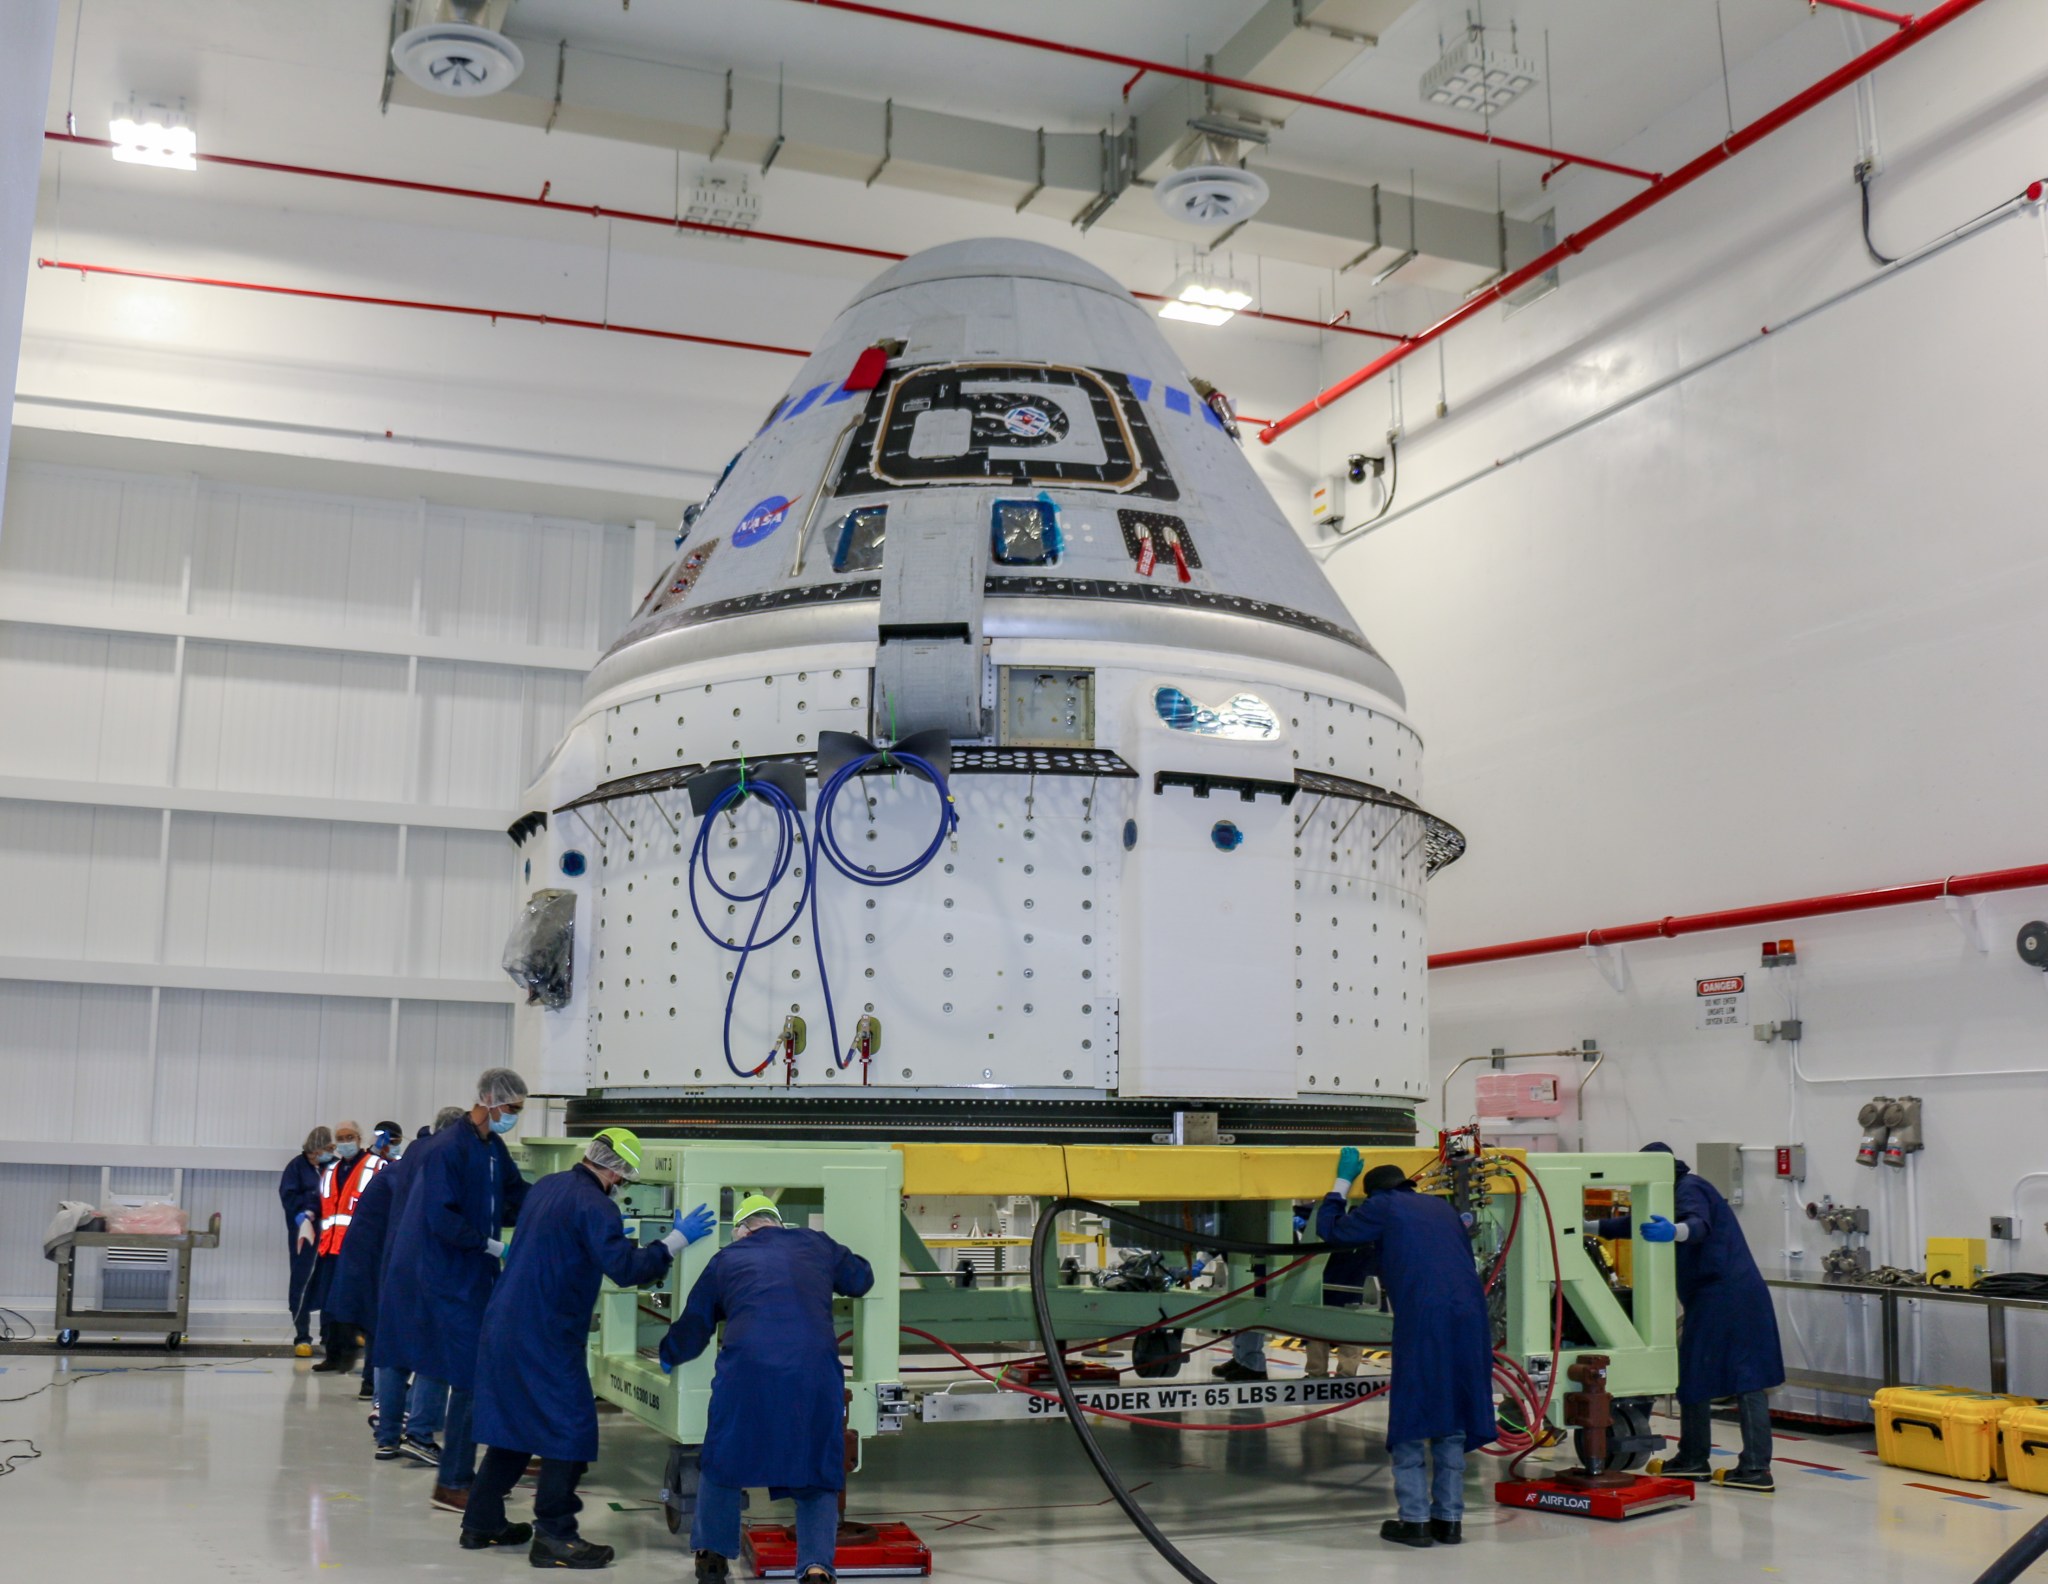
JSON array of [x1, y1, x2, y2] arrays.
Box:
[[2000, 1404, 2048, 1495], [1872, 1387, 2036, 1482]]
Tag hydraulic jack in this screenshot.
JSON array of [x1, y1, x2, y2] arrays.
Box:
[[1495, 1354, 1694, 1521]]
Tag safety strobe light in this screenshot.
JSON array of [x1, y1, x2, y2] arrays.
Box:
[[1420, 27, 1538, 116], [110, 99, 197, 170], [1158, 270, 1254, 327]]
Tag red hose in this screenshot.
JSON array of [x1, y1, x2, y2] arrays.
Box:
[[1496, 1155, 1567, 1478]]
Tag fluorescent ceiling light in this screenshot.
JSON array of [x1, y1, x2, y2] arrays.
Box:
[[110, 99, 196, 170], [1159, 269, 1254, 326], [1419, 29, 1539, 117], [1158, 300, 1238, 326]]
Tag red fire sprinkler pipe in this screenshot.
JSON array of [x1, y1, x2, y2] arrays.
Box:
[[1811, 0, 1915, 27], [793, 0, 1658, 184], [34, 258, 815, 359], [41, 132, 1408, 345], [1428, 862, 2048, 970], [1256, 0, 1991, 443]]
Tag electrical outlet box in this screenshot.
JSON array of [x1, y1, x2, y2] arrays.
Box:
[[1926, 1236, 1987, 1288], [1696, 1142, 1744, 1208], [1775, 1145, 1806, 1182], [1308, 475, 1346, 531], [1991, 1216, 2017, 1241]]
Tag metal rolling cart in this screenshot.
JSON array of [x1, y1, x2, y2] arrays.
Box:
[[52, 1200, 222, 1350]]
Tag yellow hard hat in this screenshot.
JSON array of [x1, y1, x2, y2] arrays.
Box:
[[589, 1127, 643, 1178], [734, 1192, 782, 1225]]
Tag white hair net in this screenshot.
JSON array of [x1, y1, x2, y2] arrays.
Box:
[[584, 1135, 637, 1180], [434, 1105, 467, 1131], [477, 1067, 529, 1107]]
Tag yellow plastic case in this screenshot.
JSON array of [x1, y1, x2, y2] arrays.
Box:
[[1873, 1387, 2035, 1481], [2000, 1405, 2048, 1494]]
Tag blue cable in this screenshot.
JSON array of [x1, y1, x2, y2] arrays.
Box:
[[809, 750, 960, 1067], [685, 776, 812, 1079]]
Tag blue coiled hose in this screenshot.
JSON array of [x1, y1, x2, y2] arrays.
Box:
[[686, 775, 812, 1079], [809, 749, 960, 1068]]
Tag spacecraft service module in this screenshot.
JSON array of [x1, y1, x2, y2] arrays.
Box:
[[505, 239, 1463, 1145]]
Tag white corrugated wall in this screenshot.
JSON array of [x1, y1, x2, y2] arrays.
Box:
[[0, 459, 634, 1332]]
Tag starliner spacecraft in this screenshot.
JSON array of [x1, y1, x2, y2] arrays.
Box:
[[505, 238, 1462, 1146]]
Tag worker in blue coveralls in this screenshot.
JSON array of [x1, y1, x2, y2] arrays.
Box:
[[459, 1129, 717, 1568], [332, 1106, 466, 1466], [1593, 1141, 1783, 1493], [278, 1125, 331, 1356], [661, 1193, 877, 1584], [1318, 1153, 1495, 1549], [377, 1066, 532, 1516]]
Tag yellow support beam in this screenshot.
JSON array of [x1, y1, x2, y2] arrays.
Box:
[[894, 1142, 1455, 1200]]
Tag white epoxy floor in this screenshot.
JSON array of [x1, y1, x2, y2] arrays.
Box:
[[2, 1344, 2038, 1581]]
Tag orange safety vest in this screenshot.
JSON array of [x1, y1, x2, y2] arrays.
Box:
[[316, 1152, 386, 1257]]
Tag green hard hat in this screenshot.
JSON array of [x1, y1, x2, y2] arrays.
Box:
[[590, 1126, 643, 1176], [734, 1192, 782, 1224]]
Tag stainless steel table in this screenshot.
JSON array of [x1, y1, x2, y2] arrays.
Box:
[[1762, 1269, 2048, 1394], [53, 1212, 222, 1349]]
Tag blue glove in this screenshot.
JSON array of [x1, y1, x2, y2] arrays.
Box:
[[675, 1204, 716, 1245], [660, 1356, 674, 1374], [1640, 1215, 1678, 1244], [1187, 1256, 1207, 1279], [1292, 1214, 1308, 1233], [1336, 1145, 1364, 1184]]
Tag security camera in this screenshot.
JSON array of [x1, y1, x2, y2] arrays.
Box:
[[1346, 452, 1384, 485]]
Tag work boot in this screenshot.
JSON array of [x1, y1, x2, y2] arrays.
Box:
[[1380, 1520, 1432, 1548], [375, 1442, 405, 1462], [357, 1377, 376, 1400], [695, 1552, 730, 1583], [431, 1484, 470, 1513], [1429, 1520, 1462, 1545], [1211, 1360, 1269, 1383], [401, 1435, 443, 1467], [461, 1523, 535, 1550], [799, 1569, 834, 1584], [529, 1531, 613, 1569], [1649, 1457, 1712, 1480], [311, 1355, 353, 1374], [1716, 1467, 1775, 1494]]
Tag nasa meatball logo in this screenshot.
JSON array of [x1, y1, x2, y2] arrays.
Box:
[[1002, 405, 1053, 438], [732, 495, 796, 547]]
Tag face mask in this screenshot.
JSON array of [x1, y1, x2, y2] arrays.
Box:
[[336, 1141, 361, 1160], [489, 1110, 520, 1136], [318, 1152, 337, 1165]]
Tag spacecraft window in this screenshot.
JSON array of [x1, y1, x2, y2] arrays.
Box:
[[831, 507, 888, 574], [991, 499, 1061, 566]]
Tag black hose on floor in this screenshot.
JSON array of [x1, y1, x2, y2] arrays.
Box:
[[1027, 1196, 1342, 1584], [1971, 1516, 2048, 1584]]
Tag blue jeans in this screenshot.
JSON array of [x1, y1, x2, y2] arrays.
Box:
[[1391, 1435, 1466, 1524], [1232, 1331, 1267, 1370], [440, 1386, 477, 1490], [691, 1477, 839, 1576], [374, 1369, 448, 1446]]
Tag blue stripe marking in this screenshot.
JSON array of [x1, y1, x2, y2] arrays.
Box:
[[1957, 1499, 2022, 1511], [1164, 386, 1192, 415], [1125, 375, 1152, 402], [1802, 1469, 1868, 1481], [1199, 396, 1225, 429], [824, 381, 860, 405], [781, 383, 831, 420]]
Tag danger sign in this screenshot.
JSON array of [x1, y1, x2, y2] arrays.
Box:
[[1696, 975, 1747, 1030]]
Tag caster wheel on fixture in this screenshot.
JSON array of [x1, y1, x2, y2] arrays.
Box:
[[56, 1329, 79, 1348], [165, 1333, 183, 1350]]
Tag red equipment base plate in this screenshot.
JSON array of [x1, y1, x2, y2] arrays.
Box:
[[1494, 1474, 1696, 1521], [1000, 1360, 1121, 1389], [742, 1521, 933, 1578]]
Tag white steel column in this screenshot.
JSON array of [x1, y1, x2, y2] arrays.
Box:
[[0, 0, 62, 520]]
